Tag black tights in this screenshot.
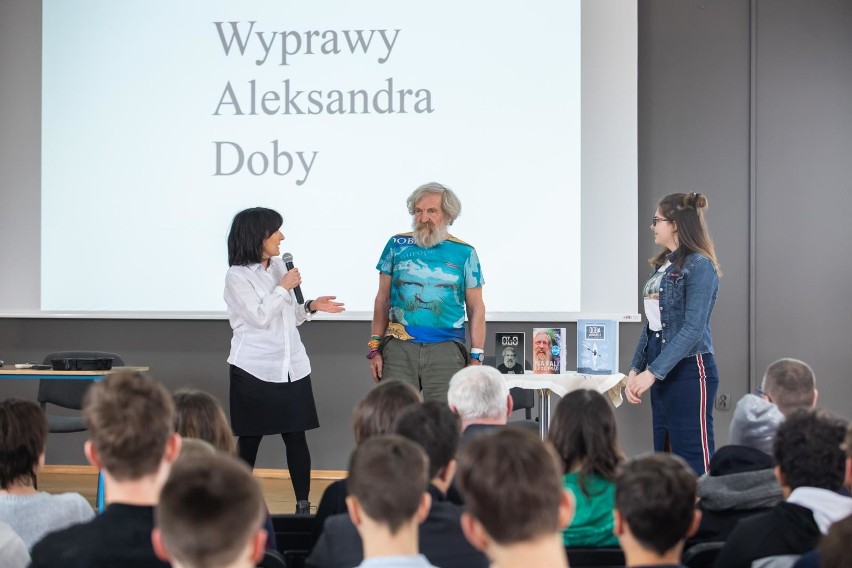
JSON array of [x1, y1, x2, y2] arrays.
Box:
[[237, 432, 311, 501]]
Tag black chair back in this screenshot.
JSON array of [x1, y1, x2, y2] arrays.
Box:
[[38, 351, 125, 432], [272, 514, 317, 568], [257, 549, 287, 568], [565, 547, 626, 567], [682, 541, 725, 568]]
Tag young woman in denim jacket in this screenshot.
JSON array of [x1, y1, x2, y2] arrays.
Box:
[[625, 192, 722, 475]]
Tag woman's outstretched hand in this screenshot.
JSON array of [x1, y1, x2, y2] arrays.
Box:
[[312, 296, 345, 313]]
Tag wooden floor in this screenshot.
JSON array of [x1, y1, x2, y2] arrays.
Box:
[[38, 468, 343, 515]]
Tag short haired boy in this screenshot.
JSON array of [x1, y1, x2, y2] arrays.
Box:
[[153, 453, 267, 568], [30, 371, 181, 568], [614, 454, 700, 567], [455, 428, 574, 568], [346, 436, 437, 568]]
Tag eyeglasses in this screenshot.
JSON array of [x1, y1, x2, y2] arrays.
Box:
[[651, 216, 673, 227]]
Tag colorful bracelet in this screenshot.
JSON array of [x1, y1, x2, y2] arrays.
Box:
[[367, 339, 381, 350], [366, 348, 380, 360]]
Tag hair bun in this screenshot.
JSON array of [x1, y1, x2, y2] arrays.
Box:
[[686, 192, 708, 209]]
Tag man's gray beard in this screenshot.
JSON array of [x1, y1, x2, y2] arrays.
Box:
[[412, 221, 449, 248]]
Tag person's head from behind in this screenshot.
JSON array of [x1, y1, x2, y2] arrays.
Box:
[[178, 438, 217, 461], [761, 358, 817, 416], [773, 409, 847, 494], [227, 207, 284, 267], [447, 365, 511, 426], [352, 380, 421, 444], [173, 389, 235, 455], [346, 435, 431, 537], [728, 393, 785, 456], [393, 401, 460, 486], [614, 454, 700, 559], [456, 428, 573, 551], [83, 371, 179, 481], [501, 346, 517, 369], [547, 389, 623, 496], [0, 398, 48, 490], [153, 453, 266, 568]]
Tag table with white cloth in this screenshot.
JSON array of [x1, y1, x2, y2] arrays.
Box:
[[504, 372, 627, 438]]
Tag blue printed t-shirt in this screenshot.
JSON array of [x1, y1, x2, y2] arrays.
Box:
[[376, 233, 484, 343]]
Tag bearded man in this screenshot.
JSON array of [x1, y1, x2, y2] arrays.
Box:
[[368, 182, 486, 402], [533, 330, 555, 374]]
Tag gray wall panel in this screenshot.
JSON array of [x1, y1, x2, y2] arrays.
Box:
[[754, 0, 852, 419], [638, 0, 753, 443]]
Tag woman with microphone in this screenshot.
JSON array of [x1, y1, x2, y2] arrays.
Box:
[[625, 192, 721, 475], [225, 207, 344, 514]]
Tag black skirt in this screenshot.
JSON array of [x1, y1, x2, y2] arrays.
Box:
[[229, 365, 320, 436]]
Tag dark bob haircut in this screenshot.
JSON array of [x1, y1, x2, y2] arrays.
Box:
[[227, 207, 283, 266], [0, 398, 48, 489]]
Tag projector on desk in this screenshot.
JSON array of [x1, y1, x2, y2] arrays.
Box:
[[51, 358, 114, 371]]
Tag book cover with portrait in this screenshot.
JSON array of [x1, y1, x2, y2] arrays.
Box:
[[532, 328, 566, 374], [577, 319, 618, 375], [494, 332, 525, 374]]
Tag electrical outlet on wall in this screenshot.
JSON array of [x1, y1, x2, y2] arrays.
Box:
[[715, 393, 731, 411]]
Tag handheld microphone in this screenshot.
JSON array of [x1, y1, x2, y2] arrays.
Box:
[[281, 252, 305, 304]]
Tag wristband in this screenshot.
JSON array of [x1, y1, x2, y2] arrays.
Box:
[[366, 349, 380, 360], [304, 300, 317, 315]]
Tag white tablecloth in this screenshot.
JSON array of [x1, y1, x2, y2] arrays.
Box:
[[504, 372, 628, 407]]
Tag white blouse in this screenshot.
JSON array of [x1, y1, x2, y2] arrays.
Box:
[[224, 257, 312, 383]]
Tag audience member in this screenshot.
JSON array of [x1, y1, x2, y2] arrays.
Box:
[[790, 424, 852, 568], [715, 409, 852, 568], [0, 521, 29, 568], [308, 402, 488, 568], [173, 389, 236, 454], [174, 388, 278, 551], [760, 358, 818, 415], [313, 381, 421, 542], [691, 358, 816, 547], [689, 444, 783, 546], [456, 428, 573, 568], [729, 358, 817, 455], [547, 389, 623, 548], [614, 454, 700, 567], [345, 436, 436, 568], [0, 398, 94, 548], [152, 453, 267, 568], [446, 365, 512, 444], [30, 371, 181, 568]]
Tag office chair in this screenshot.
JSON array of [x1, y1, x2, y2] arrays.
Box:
[[38, 351, 125, 433]]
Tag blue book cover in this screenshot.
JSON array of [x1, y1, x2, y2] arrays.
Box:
[[577, 320, 618, 375]]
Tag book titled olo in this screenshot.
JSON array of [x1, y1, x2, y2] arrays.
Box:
[[577, 319, 618, 375], [494, 332, 525, 374], [532, 328, 566, 374]]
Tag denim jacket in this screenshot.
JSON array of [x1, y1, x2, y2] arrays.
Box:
[[630, 251, 719, 379]]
